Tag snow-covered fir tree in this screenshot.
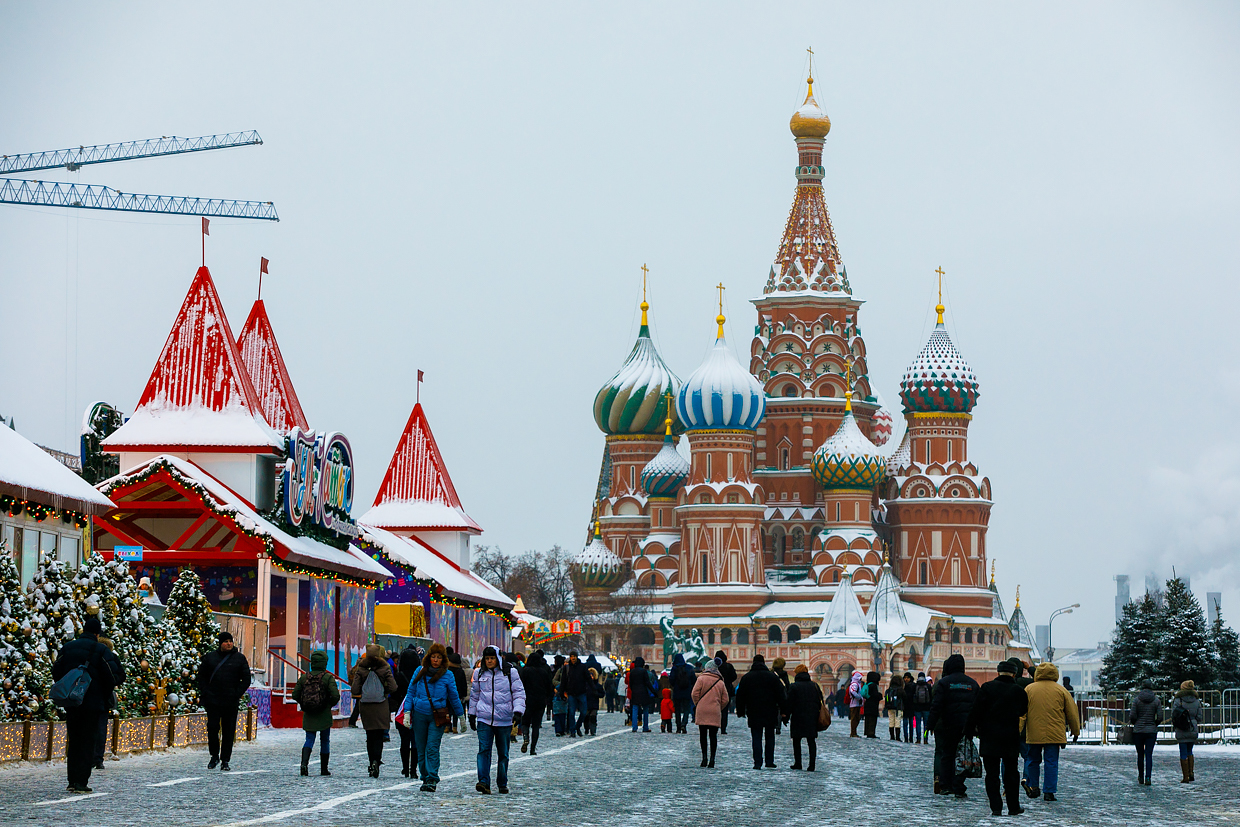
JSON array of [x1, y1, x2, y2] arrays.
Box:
[[0, 543, 52, 721], [1155, 577, 1215, 689], [162, 568, 220, 709], [25, 553, 82, 664], [1209, 606, 1240, 689], [1100, 592, 1162, 691], [148, 621, 195, 712], [79, 556, 167, 716]]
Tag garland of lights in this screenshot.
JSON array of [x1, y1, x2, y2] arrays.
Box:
[[0, 494, 89, 528]]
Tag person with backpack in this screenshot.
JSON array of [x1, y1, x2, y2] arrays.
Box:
[[714, 651, 738, 735], [560, 651, 591, 737], [784, 664, 825, 771], [911, 672, 933, 744], [1022, 661, 1080, 802], [50, 615, 124, 794], [469, 646, 526, 794], [292, 650, 341, 777], [1171, 680, 1203, 784], [197, 631, 252, 772], [391, 648, 419, 779], [862, 671, 882, 738], [351, 644, 398, 778], [604, 671, 620, 713], [627, 657, 656, 733], [734, 654, 787, 770], [1128, 678, 1162, 785], [691, 658, 729, 767], [928, 654, 979, 798], [884, 675, 904, 741], [846, 670, 864, 737], [669, 653, 696, 734], [965, 660, 1028, 817], [519, 651, 554, 753], [899, 672, 916, 743], [399, 642, 463, 792]]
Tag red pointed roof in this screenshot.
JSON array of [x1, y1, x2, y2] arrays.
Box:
[[103, 266, 281, 451], [357, 403, 481, 533], [236, 299, 310, 433]]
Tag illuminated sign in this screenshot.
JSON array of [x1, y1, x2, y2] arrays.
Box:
[[284, 428, 359, 539], [115, 545, 143, 561]]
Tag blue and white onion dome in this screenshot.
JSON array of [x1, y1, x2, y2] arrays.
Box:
[[572, 522, 627, 589], [676, 311, 766, 431], [811, 397, 887, 490], [641, 411, 690, 497], [593, 300, 680, 435]]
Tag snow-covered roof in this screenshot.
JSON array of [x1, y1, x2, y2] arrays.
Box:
[[360, 524, 512, 610], [103, 266, 282, 451], [899, 318, 980, 414], [359, 403, 481, 533], [236, 299, 309, 433], [1008, 603, 1042, 661], [0, 425, 115, 514], [804, 570, 870, 643], [671, 616, 753, 627], [752, 601, 832, 620]]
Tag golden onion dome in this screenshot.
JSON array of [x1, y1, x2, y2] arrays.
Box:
[[789, 77, 831, 139]]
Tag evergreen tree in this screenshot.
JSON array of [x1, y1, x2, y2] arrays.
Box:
[[1100, 592, 1163, 691], [1154, 577, 1215, 690], [1209, 606, 1240, 689], [25, 553, 83, 663], [0, 543, 53, 721], [162, 568, 220, 710]]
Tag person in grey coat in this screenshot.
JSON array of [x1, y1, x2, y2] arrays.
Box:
[[1171, 680, 1203, 784], [1127, 678, 1162, 785]]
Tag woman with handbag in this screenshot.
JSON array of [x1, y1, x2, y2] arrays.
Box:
[[399, 643, 464, 793], [690, 659, 729, 768], [783, 664, 825, 771]]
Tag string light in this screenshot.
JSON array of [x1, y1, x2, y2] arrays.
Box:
[[0, 495, 88, 528], [357, 539, 517, 627]]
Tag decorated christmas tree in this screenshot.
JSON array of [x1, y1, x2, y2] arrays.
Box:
[[1209, 606, 1240, 689], [25, 553, 83, 664], [162, 568, 220, 710], [1154, 577, 1215, 690], [0, 543, 53, 721]]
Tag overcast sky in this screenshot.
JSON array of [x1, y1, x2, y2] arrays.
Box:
[[2, 2, 1237, 649]]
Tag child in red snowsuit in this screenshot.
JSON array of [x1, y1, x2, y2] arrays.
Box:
[[660, 687, 674, 733]]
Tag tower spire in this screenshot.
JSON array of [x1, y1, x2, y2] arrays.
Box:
[[990, 560, 996, 587], [935, 265, 946, 324], [640, 263, 650, 329], [663, 390, 674, 438], [716, 282, 726, 339], [844, 358, 853, 413], [1015, 585, 1021, 609]]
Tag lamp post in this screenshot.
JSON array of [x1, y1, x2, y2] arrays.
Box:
[[1046, 603, 1079, 663]]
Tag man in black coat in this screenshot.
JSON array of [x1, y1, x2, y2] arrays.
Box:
[[561, 651, 591, 737], [628, 657, 655, 732], [51, 615, 125, 793], [714, 650, 738, 734], [734, 654, 787, 770], [966, 661, 1029, 816], [862, 671, 882, 738], [518, 651, 554, 754], [927, 653, 979, 797], [197, 631, 252, 771]]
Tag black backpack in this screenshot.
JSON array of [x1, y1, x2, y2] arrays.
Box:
[[300, 672, 332, 714], [915, 682, 931, 706], [1171, 703, 1190, 730]]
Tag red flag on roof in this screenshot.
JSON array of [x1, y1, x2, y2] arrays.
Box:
[[260, 257, 268, 274], [418, 370, 424, 383], [201, 217, 209, 236]]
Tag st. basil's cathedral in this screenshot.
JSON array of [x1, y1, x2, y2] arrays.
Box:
[[572, 73, 1041, 683]]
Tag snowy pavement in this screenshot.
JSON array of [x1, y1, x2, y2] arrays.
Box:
[[1, 712, 1237, 826]]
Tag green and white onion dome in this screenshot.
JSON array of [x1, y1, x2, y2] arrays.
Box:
[[899, 309, 979, 414], [573, 525, 627, 589], [675, 315, 766, 431], [641, 425, 689, 497], [593, 318, 680, 435], [811, 409, 887, 489]]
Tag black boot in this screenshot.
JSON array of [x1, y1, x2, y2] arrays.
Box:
[[300, 747, 311, 776], [320, 752, 331, 776]]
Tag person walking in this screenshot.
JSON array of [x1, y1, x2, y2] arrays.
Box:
[[628, 657, 656, 733], [928, 654, 979, 798], [292, 650, 340, 777], [585, 667, 605, 735], [469, 646, 526, 794], [966, 661, 1028, 816], [669, 653, 696, 734], [391, 648, 419, 778], [447, 649, 469, 734], [561, 651, 590, 737], [1022, 661, 1080, 802], [714, 651, 738, 735], [862, 671, 882, 738], [346, 656, 362, 728], [847, 670, 865, 737], [734, 654, 787, 770], [913, 672, 933, 743], [92, 635, 117, 771], [884, 675, 904, 741], [50, 615, 124, 793], [1171, 680, 1203, 784], [197, 631, 251, 772], [400, 642, 463, 792], [518, 650, 553, 754], [351, 644, 398, 778], [771, 657, 790, 734], [784, 664, 824, 771], [691, 659, 729, 767], [1127, 678, 1161, 785]]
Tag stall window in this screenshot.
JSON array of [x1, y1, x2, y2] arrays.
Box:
[[61, 535, 80, 568], [40, 531, 57, 560]]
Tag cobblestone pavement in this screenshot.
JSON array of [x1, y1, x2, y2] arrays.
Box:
[[1, 712, 1237, 826]]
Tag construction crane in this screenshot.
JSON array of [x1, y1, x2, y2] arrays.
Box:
[[0, 130, 278, 220]]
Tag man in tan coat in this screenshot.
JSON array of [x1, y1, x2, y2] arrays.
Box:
[[1021, 662, 1080, 802]]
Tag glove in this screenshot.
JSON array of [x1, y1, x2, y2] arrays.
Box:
[[468, 715, 477, 731], [514, 715, 522, 727]]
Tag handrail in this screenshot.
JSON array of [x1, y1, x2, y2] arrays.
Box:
[[267, 647, 350, 688]]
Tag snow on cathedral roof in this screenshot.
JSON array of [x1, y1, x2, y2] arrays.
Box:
[[358, 403, 481, 533], [103, 266, 282, 451], [899, 318, 979, 414], [236, 299, 309, 433], [0, 424, 115, 514], [1008, 599, 1042, 660], [804, 569, 870, 642]]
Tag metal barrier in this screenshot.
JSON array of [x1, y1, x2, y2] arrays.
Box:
[[1072, 688, 1239, 744]]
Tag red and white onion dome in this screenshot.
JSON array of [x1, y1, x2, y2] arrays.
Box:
[[899, 304, 979, 414], [870, 407, 894, 447]]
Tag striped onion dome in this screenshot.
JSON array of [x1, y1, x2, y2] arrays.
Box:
[[572, 524, 626, 589], [899, 314, 979, 414], [676, 316, 766, 431], [641, 423, 689, 497], [593, 315, 680, 436], [870, 407, 894, 447], [811, 409, 887, 490]]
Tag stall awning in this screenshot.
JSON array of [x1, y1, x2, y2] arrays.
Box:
[[360, 524, 513, 611]]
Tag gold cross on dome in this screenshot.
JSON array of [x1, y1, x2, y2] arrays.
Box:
[[641, 263, 649, 299], [935, 266, 945, 302]]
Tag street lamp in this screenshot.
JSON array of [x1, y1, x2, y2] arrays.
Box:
[[1046, 603, 1079, 663]]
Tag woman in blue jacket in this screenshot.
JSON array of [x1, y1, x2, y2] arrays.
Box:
[[400, 642, 464, 793]]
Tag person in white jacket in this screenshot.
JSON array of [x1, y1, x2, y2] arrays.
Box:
[[468, 647, 526, 795]]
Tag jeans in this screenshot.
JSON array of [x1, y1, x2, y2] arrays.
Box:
[[303, 728, 330, 753], [674, 699, 690, 732], [205, 704, 238, 762], [476, 722, 510, 788], [1133, 732, 1155, 779], [934, 727, 965, 794], [568, 693, 588, 734], [412, 710, 444, 782], [983, 752, 1021, 813], [902, 710, 916, 742], [631, 705, 650, 732], [65, 709, 100, 790], [750, 724, 776, 767], [1026, 743, 1060, 794], [1178, 741, 1194, 760]]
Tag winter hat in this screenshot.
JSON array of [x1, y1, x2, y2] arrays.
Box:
[[996, 660, 1017, 675], [310, 651, 329, 671], [714, 650, 728, 663], [423, 642, 449, 670], [1140, 678, 1154, 690], [1180, 680, 1196, 692], [772, 657, 786, 669], [588, 668, 598, 680], [1005, 657, 1025, 675], [943, 654, 966, 675], [917, 672, 926, 679], [83, 615, 103, 635], [217, 630, 233, 643]]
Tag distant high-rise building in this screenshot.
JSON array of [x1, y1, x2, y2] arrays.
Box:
[[1208, 593, 1222, 626], [1145, 573, 1160, 596], [1036, 625, 1050, 655], [1115, 575, 1130, 623]]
